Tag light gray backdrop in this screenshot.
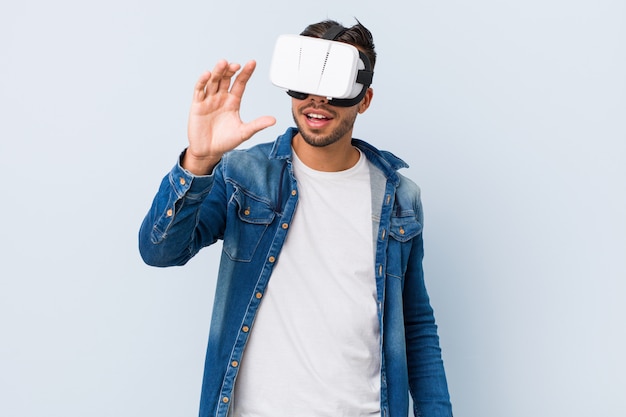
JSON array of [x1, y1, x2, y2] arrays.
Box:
[[1, 1, 624, 416]]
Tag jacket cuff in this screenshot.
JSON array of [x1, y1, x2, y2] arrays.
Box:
[[170, 149, 217, 200]]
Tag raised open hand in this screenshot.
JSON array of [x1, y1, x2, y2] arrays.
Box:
[[183, 60, 276, 175]]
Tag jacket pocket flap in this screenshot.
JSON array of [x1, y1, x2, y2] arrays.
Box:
[[233, 190, 276, 224], [388, 216, 422, 242]]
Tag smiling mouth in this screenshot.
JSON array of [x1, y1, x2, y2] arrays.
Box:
[[303, 110, 333, 122], [306, 112, 330, 121]]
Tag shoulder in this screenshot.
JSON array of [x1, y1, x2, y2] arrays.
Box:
[[221, 127, 296, 168], [396, 173, 424, 223], [220, 141, 278, 175], [218, 140, 288, 201], [396, 173, 421, 199], [223, 141, 274, 161]]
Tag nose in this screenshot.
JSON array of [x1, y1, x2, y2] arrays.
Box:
[[308, 94, 328, 104]]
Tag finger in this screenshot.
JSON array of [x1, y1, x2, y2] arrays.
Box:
[[217, 62, 242, 94], [205, 59, 229, 96], [193, 71, 212, 101], [229, 60, 257, 99]]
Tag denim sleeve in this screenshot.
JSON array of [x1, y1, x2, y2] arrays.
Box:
[[138, 151, 227, 267], [404, 229, 454, 416]]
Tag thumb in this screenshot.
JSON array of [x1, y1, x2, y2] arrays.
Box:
[[241, 116, 277, 140]]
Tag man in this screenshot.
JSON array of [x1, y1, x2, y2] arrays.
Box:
[[139, 19, 453, 417]]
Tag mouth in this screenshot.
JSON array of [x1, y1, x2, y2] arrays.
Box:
[[306, 112, 330, 120], [303, 108, 334, 128]]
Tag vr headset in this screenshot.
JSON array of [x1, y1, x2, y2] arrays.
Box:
[[269, 25, 374, 107]]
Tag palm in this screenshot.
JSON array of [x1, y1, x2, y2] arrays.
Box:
[[185, 60, 276, 170], [188, 91, 249, 156]]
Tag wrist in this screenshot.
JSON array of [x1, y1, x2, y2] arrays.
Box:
[[181, 149, 222, 176]]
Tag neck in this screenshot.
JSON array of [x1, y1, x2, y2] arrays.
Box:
[[292, 133, 360, 172]]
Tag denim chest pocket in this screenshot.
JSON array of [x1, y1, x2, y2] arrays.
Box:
[[388, 215, 422, 242], [386, 214, 423, 279], [223, 188, 276, 262]]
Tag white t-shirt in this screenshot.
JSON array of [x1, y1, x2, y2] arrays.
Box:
[[231, 148, 381, 417]]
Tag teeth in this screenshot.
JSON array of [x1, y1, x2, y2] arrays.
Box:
[[307, 113, 327, 119]]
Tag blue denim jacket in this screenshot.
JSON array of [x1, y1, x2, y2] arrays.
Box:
[[139, 127, 452, 417]]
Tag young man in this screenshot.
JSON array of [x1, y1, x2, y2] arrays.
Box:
[[139, 19, 453, 417]]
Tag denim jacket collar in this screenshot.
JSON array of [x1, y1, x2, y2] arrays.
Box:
[[269, 127, 409, 186]]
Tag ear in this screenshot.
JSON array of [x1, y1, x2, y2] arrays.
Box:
[[358, 88, 374, 114]]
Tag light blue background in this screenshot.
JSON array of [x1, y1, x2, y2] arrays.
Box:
[[1, 1, 624, 416]]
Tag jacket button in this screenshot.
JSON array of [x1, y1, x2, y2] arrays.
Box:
[[179, 177, 186, 186], [231, 360, 239, 367], [256, 292, 263, 299], [222, 396, 229, 403], [268, 256, 276, 263], [242, 326, 249, 333], [399, 227, 405, 235], [291, 190, 297, 196], [244, 208, 250, 216], [166, 209, 173, 217], [281, 223, 289, 229]]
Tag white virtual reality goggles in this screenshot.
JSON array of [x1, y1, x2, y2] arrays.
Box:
[[269, 31, 374, 107]]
